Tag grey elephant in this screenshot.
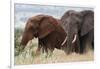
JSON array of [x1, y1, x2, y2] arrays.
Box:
[[61, 10, 94, 54]]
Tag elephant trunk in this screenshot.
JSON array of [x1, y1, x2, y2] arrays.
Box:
[[66, 24, 78, 54], [21, 31, 34, 46], [66, 28, 74, 54]]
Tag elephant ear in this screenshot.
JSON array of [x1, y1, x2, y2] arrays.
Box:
[[80, 10, 94, 36], [38, 16, 58, 38]]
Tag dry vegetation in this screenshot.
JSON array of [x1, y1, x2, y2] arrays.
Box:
[[14, 29, 94, 65]]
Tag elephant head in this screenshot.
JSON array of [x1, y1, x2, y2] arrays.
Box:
[[61, 10, 94, 54], [20, 15, 58, 49]]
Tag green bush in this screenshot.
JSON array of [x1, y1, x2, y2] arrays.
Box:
[[14, 28, 23, 56]]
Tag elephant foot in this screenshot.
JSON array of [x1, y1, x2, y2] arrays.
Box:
[[35, 48, 41, 56], [64, 50, 71, 55], [79, 50, 87, 54]]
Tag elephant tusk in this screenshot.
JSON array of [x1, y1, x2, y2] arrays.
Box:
[[61, 36, 67, 46], [72, 34, 77, 44]]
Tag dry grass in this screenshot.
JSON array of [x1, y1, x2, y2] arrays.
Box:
[[14, 39, 94, 65]]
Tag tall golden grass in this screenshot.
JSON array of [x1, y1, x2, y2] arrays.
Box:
[[14, 29, 94, 65], [15, 39, 94, 65]]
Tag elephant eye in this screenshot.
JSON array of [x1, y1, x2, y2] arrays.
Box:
[[30, 19, 34, 23]]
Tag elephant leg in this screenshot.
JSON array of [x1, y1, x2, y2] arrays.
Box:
[[85, 30, 94, 51], [80, 35, 87, 54], [44, 45, 48, 54], [40, 43, 45, 53], [36, 39, 46, 55], [72, 35, 80, 53], [35, 43, 43, 56], [92, 41, 94, 50], [41, 46, 45, 53], [89, 29, 94, 50], [35, 39, 41, 54], [46, 43, 54, 57], [80, 33, 93, 54], [85, 38, 92, 52], [79, 40, 91, 54], [48, 48, 54, 57], [75, 37, 80, 53]]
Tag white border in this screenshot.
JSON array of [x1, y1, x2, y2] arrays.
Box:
[[11, 0, 95, 69], [10, 0, 14, 68], [13, 0, 95, 8]]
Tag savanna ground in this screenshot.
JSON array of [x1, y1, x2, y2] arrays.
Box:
[[14, 28, 94, 65]]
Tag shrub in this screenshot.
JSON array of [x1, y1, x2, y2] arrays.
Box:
[[14, 28, 23, 56]]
